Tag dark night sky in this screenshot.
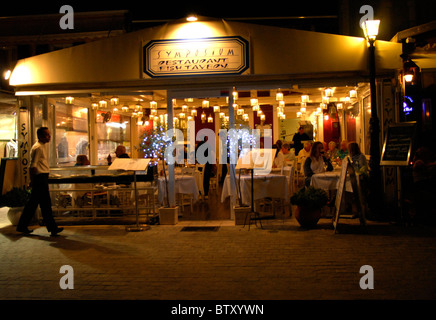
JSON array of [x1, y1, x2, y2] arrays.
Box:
[[0, 1, 340, 20]]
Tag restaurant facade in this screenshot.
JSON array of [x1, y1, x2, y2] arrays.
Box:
[[6, 16, 405, 222]]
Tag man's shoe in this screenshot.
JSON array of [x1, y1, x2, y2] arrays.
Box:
[[50, 227, 64, 236], [17, 227, 33, 234]]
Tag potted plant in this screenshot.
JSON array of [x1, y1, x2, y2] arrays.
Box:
[[0, 187, 31, 226], [290, 186, 328, 228]]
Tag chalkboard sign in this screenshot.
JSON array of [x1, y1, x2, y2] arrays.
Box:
[[333, 159, 349, 232], [333, 157, 366, 233], [380, 122, 415, 166]]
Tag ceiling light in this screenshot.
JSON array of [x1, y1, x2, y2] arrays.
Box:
[[187, 15, 198, 22]]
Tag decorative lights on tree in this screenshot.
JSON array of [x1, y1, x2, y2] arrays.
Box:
[[139, 124, 172, 161]]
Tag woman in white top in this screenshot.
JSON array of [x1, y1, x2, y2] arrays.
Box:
[[303, 141, 333, 186]]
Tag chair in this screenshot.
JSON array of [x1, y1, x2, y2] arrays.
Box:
[[294, 158, 306, 190], [177, 167, 196, 214], [137, 185, 159, 216], [195, 164, 205, 200], [208, 164, 219, 193]]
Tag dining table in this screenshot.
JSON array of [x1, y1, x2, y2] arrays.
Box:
[[310, 167, 353, 192], [157, 175, 199, 204], [221, 173, 289, 206]]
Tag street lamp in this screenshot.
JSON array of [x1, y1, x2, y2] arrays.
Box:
[[362, 19, 383, 218]]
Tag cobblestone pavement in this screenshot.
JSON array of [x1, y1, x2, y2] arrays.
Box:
[[1, 207, 436, 303]]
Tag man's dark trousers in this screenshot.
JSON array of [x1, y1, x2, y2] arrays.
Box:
[[17, 173, 58, 232]]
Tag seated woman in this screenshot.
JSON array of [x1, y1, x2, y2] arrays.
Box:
[[303, 141, 333, 186], [347, 141, 368, 176], [326, 141, 338, 161]]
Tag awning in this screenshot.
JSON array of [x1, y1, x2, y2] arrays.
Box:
[[10, 18, 403, 94]]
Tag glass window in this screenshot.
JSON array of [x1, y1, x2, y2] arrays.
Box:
[[53, 97, 89, 166], [96, 111, 131, 165]]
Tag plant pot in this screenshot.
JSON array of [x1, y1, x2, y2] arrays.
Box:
[[159, 207, 179, 225], [233, 206, 251, 225], [7, 206, 40, 226], [7, 207, 24, 226], [294, 206, 322, 228]]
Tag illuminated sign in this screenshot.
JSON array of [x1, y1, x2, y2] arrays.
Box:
[[143, 36, 249, 78], [402, 96, 413, 115]]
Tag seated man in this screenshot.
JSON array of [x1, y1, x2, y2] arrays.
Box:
[[108, 145, 130, 165], [297, 141, 312, 164], [273, 143, 291, 168]]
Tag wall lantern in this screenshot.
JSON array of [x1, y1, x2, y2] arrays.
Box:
[[349, 89, 357, 98], [202, 100, 209, 108], [403, 58, 420, 83], [276, 92, 284, 101], [213, 105, 220, 113], [201, 111, 206, 123], [191, 109, 197, 117], [65, 96, 74, 104], [150, 101, 157, 109], [207, 115, 213, 123]]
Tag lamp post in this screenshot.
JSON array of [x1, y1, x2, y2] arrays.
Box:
[[362, 19, 383, 218]]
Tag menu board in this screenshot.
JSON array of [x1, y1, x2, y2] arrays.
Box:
[[108, 158, 151, 171], [333, 159, 349, 232], [333, 157, 366, 233], [380, 122, 415, 166]]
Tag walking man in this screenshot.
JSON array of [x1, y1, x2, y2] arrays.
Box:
[[17, 127, 63, 236]]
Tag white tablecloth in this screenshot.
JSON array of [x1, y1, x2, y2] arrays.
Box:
[[221, 174, 289, 205], [310, 170, 353, 192], [157, 175, 199, 204]]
